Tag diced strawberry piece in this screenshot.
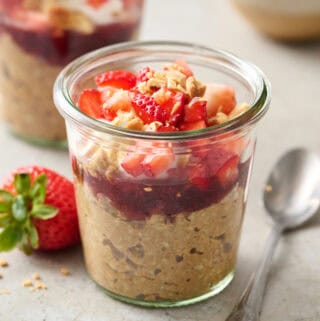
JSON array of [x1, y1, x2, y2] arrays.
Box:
[[184, 97, 207, 123], [132, 92, 168, 124], [156, 125, 178, 133], [86, 0, 108, 9], [78, 89, 103, 118], [158, 91, 186, 126], [137, 66, 154, 83], [216, 156, 240, 188], [188, 164, 210, 190], [204, 83, 237, 117], [174, 59, 194, 77], [206, 147, 240, 188], [95, 70, 137, 90], [180, 120, 207, 131], [121, 154, 145, 177], [102, 108, 117, 121], [143, 152, 175, 177]]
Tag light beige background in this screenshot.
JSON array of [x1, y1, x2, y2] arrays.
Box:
[[0, 1, 320, 320]]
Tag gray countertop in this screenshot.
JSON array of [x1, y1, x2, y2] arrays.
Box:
[[1, 1, 320, 320]]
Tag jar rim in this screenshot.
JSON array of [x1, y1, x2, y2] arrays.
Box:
[[54, 40, 271, 140]]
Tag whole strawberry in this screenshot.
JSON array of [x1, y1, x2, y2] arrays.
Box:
[[0, 166, 80, 254]]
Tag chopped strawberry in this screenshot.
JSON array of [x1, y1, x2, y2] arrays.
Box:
[[180, 120, 207, 131], [184, 97, 207, 123], [121, 154, 145, 177], [143, 152, 175, 177], [102, 108, 117, 121], [78, 89, 103, 118], [175, 59, 194, 77], [204, 84, 237, 117], [157, 125, 178, 132], [86, 0, 108, 9], [216, 156, 240, 188], [137, 66, 154, 83], [132, 92, 168, 124], [188, 164, 210, 190], [95, 70, 137, 90]]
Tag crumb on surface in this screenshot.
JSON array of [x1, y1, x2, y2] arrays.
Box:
[[60, 268, 71, 276], [0, 289, 10, 295], [265, 184, 273, 192], [33, 281, 47, 290], [32, 273, 41, 280], [0, 259, 8, 267], [23, 280, 33, 287]]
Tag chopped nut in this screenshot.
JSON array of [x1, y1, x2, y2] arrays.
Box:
[[32, 273, 41, 281], [214, 112, 229, 125], [0, 259, 8, 267], [126, 117, 144, 131], [34, 281, 47, 290], [143, 121, 162, 132], [186, 76, 206, 98], [229, 102, 250, 118], [60, 268, 70, 276], [23, 0, 42, 10], [48, 7, 95, 34], [23, 280, 33, 287], [144, 187, 152, 192], [0, 289, 10, 295]]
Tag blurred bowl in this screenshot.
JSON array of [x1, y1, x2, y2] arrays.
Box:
[[231, 0, 320, 41]]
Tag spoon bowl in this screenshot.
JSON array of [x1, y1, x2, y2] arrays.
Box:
[[264, 148, 320, 229]]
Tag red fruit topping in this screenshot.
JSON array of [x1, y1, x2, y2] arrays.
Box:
[[205, 84, 237, 117], [175, 59, 194, 77], [95, 70, 137, 90], [160, 91, 186, 126], [121, 154, 145, 177], [143, 152, 175, 177], [188, 164, 210, 190], [157, 125, 178, 133], [180, 120, 207, 131], [137, 66, 154, 83], [184, 98, 207, 123], [0, 166, 80, 253], [102, 108, 117, 121], [132, 92, 168, 124], [86, 0, 108, 9], [216, 156, 240, 188], [78, 89, 103, 118]]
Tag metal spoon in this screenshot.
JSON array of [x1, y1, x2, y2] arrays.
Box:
[[226, 148, 320, 321]]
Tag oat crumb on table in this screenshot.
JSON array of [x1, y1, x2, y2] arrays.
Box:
[[0, 289, 10, 295], [33, 281, 47, 290], [60, 268, 71, 276], [0, 259, 8, 267], [22, 280, 33, 287], [32, 273, 41, 280]]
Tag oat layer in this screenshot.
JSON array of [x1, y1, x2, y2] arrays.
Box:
[[76, 182, 245, 301]]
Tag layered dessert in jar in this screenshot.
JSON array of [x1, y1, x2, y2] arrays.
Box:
[[54, 42, 270, 307], [0, 0, 143, 145], [72, 62, 252, 304]]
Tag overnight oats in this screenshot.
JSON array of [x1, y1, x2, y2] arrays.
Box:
[[54, 42, 271, 307], [0, 0, 143, 146]]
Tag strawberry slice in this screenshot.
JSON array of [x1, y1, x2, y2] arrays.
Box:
[[86, 0, 108, 9], [188, 164, 210, 190], [95, 70, 137, 90], [180, 120, 207, 131], [132, 92, 168, 124], [121, 154, 145, 177], [204, 83, 237, 118], [184, 97, 207, 123], [175, 59, 194, 77], [215, 156, 240, 188], [137, 66, 155, 83], [143, 152, 174, 177], [78, 89, 103, 118], [156, 125, 178, 133], [160, 91, 186, 126]]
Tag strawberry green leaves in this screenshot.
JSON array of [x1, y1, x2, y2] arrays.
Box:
[[0, 172, 58, 254]]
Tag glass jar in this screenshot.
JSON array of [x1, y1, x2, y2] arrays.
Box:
[[54, 41, 271, 307], [0, 0, 144, 147]]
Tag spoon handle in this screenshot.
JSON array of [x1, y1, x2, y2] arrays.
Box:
[[225, 224, 283, 321]]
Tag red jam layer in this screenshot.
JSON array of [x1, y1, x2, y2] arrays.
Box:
[[72, 157, 251, 221]]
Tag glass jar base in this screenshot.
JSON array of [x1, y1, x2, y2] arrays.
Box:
[[11, 131, 68, 149], [96, 270, 234, 308]]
